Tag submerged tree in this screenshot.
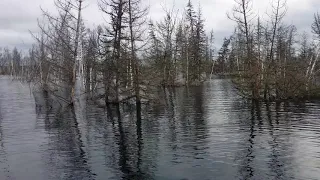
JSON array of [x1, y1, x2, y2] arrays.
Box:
[[228, 0, 320, 100], [98, 0, 148, 104], [28, 0, 85, 107], [127, 0, 148, 105], [146, 1, 210, 87], [215, 37, 231, 74], [9, 0, 320, 108]]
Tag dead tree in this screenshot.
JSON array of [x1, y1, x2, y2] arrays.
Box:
[[156, 7, 178, 86], [83, 28, 99, 97], [31, 0, 85, 106], [267, 0, 287, 99], [127, 0, 148, 104], [228, 0, 258, 99], [99, 0, 127, 104], [306, 12, 320, 89]]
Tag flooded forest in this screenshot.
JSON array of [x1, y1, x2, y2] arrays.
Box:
[[1, 0, 320, 179]]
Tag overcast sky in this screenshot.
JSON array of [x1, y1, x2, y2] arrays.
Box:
[[0, 0, 319, 52]]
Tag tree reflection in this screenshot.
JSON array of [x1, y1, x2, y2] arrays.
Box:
[[236, 100, 258, 180], [105, 103, 155, 180], [266, 102, 295, 179], [34, 90, 94, 180], [30, 79, 318, 179], [0, 99, 10, 178], [235, 101, 298, 179]]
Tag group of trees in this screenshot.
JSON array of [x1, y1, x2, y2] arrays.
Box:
[[2, 0, 320, 104], [3, 0, 214, 107], [213, 0, 320, 101], [146, 1, 214, 86], [0, 47, 23, 76]]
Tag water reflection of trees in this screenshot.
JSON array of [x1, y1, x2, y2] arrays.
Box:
[[33, 80, 318, 180], [235, 101, 306, 179], [34, 91, 94, 180], [0, 99, 10, 179], [266, 102, 301, 179], [154, 86, 210, 179], [104, 103, 156, 180]]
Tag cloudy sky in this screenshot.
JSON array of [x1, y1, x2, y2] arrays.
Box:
[[0, 0, 319, 52]]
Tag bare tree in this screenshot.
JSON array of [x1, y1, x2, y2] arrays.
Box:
[[305, 13, 320, 90], [228, 0, 259, 98], [29, 0, 86, 107], [312, 12, 320, 38], [127, 0, 148, 104], [265, 0, 287, 99], [99, 0, 128, 104]]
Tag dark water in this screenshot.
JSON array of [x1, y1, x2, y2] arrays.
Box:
[[0, 76, 320, 180]]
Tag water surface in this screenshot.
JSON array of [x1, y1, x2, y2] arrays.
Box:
[[0, 76, 320, 180]]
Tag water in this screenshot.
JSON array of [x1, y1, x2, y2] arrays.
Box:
[[0, 76, 320, 180]]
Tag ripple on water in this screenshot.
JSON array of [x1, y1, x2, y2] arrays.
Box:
[[0, 77, 320, 179]]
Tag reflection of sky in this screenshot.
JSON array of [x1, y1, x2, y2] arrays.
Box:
[[0, 77, 49, 179], [290, 103, 320, 179]]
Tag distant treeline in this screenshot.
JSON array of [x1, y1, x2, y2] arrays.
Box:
[[0, 47, 25, 76]]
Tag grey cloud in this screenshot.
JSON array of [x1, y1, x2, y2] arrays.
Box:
[[0, 0, 318, 51], [0, 17, 38, 32]]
